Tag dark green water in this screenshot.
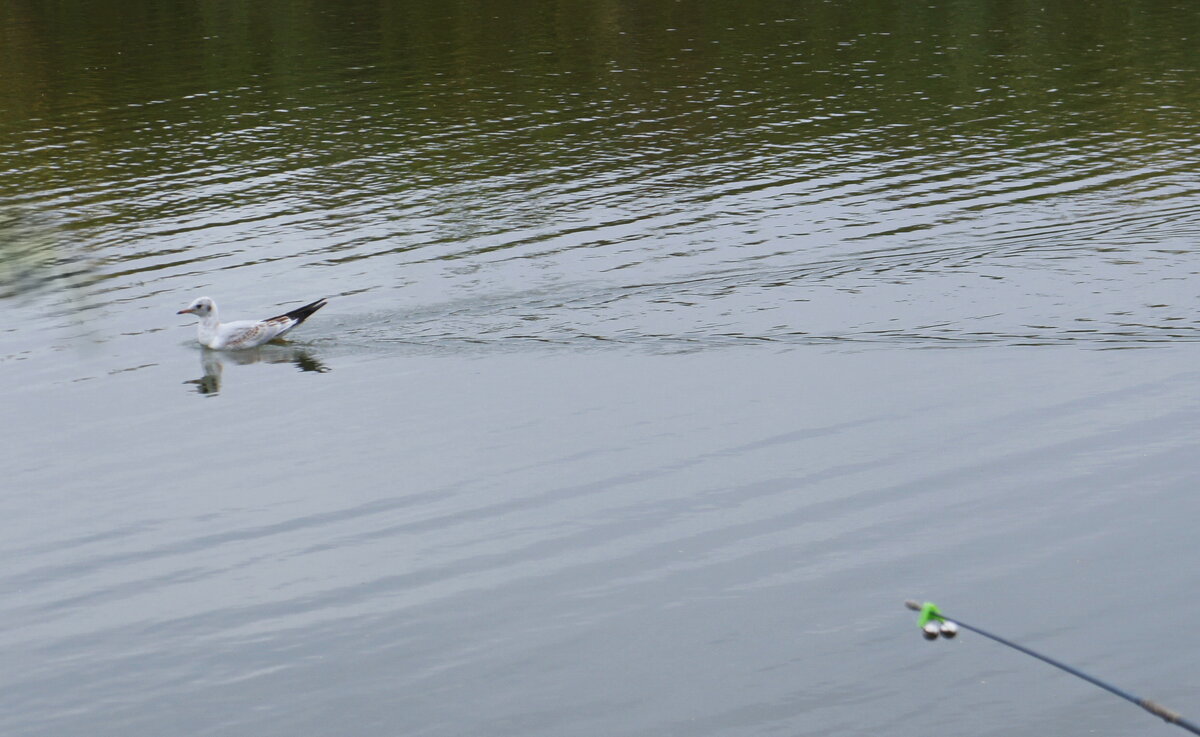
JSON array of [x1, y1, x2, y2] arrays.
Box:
[[2, 2, 1200, 735]]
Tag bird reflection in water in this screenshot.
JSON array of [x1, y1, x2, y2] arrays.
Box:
[[185, 345, 330, 396]]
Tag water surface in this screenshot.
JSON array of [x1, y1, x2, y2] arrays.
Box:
[[2, 1, 1200, 735]]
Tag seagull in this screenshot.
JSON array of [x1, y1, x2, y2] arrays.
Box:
[[177, 296, 327, 350]]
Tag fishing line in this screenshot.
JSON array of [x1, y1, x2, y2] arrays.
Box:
[[905, 600, 1200, 735]]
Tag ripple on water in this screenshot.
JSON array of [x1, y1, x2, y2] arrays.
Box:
[[4, 4, 1200, 737], [4, 31, 1198, 351]]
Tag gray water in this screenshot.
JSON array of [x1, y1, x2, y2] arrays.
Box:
[[3, 1, 1200, 735]]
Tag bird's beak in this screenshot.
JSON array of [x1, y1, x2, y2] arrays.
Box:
[[177, 308, 194, 315]]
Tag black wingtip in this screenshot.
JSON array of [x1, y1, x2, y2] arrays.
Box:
[[281, 297, 328, 325]]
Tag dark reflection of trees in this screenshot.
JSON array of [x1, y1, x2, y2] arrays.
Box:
[[2, 0, 1195, 167], [3, 0, 1196, 284], [184, 345, 330, 397]]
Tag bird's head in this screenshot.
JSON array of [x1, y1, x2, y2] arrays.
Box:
[[177, 297, 215, 318]]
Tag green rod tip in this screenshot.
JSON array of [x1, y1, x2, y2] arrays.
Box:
[[916, 602, 945, 628]]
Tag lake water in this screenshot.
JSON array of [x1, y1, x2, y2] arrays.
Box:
[[3, 1, 1200, 735]]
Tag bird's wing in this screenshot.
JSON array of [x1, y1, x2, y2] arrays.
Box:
[[253, 299, 326, 342], [265, 299, 327, 331], [259, 313, 303, 339], [210, 299, 325, 349], [215, 319, 290, 349]]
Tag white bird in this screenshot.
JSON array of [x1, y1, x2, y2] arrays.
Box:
[[177, 296, 327, 350]]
